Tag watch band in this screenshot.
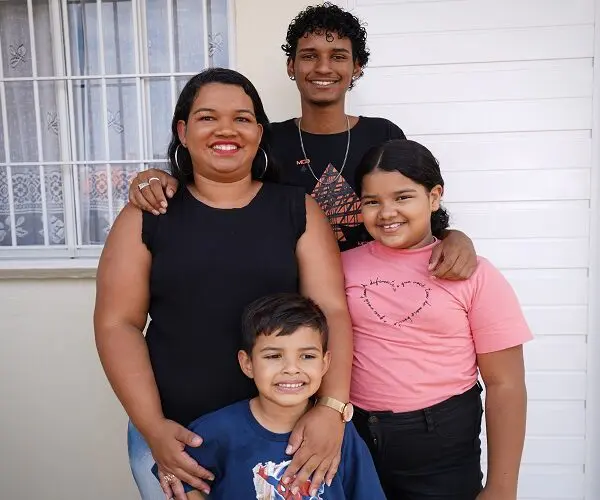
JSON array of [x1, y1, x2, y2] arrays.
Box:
[[317, 396, 346, 414]]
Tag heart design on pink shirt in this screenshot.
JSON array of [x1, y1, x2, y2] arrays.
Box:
[[360, 277, 432, 327]]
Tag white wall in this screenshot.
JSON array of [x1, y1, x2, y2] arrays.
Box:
[[344, 0, 596, 498], [0, 1, 311, 499]]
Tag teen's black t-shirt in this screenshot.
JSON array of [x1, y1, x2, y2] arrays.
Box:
[[271, 116, 405, 252]]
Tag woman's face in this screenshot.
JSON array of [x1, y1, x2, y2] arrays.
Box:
[[360, 169, 441, 250], [178, 83, 263, 181]]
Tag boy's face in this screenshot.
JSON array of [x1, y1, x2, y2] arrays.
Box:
[[238, 326, 330, 408], [287, 32, 361, 106]]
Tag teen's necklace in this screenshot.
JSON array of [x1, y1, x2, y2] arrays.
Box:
[[297, 115, 351, 185]]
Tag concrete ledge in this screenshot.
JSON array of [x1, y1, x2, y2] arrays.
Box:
[[0, 259, 98, 279]]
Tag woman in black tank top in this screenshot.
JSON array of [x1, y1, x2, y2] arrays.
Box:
[[94, 69, 352, 500]]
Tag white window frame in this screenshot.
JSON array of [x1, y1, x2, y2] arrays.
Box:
[[0, 0, 235, 272]]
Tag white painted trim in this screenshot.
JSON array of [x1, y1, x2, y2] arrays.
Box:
[[50, 0, 77, 256], [27, 0, 51, 246], [131, 0, 146, 171], [227, 0, 237, 70], [585, 0, 600, 498], [96, 0, 115, 226], [201, 0, 210, 69], [166, 0, 176, 110]]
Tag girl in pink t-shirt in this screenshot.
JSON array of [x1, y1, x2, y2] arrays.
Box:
[[343, 139, 532, 500]]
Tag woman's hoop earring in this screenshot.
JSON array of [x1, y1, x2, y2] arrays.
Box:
[[175, 144, 182, 171], [258, 147, 268, 178]]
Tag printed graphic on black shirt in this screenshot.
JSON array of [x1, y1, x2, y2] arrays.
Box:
[[272, 117, 406, 252], [311, 164, 365, 249]]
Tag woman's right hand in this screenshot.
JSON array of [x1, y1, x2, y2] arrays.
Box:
[[129, 169, 179, 215], [146, 419, 214, 499]]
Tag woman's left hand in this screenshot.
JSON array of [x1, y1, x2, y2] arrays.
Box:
[[281, 404, 345, 497], [157, 465, 187, 500], [429, 229, 477, 280]]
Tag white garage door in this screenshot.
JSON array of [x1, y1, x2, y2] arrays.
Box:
[[341, 0, 599, 498]]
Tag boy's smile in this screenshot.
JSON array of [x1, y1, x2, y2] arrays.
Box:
[[239, 326, 330, 410]]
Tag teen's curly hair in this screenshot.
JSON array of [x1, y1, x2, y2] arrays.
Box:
[[282, 2, 369, 88]]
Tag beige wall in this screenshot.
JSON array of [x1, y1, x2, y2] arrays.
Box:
[[235, 0, 314, 122], [0, 280, 134, 499], [0, 1, 311, 499]]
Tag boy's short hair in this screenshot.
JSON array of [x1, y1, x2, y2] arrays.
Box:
[[241, 293, 329, 354]]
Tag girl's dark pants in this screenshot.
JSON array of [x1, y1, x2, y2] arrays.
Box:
[[353, 383, 484, 500]]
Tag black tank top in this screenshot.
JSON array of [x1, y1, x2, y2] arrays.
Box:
[[142, 182, 306, 425]]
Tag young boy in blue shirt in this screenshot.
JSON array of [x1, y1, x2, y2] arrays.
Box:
[[157, 293, 385, 499]]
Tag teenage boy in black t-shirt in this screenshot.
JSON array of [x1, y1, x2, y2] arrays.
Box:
[[130, 5, 474, 266], [128, 3, 477, 499]]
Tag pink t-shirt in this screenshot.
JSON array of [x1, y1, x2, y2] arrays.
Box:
[[342, 240, 533, 413]]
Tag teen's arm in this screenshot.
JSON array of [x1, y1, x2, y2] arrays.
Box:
[[94, 205, 211, 500], [187, 491, 206, 500], [283, 195, 354, 495], [129, 169, 179, 214], [384, 117, 476, 280], [429, 229, 477, 280], [477, 346, 527, 500]]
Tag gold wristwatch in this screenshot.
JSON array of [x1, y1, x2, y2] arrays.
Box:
[[317, 397, 354, 423]]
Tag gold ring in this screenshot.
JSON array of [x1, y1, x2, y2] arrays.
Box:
[[163, 473, 176, 483]]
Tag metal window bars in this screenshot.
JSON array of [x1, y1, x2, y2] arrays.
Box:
[[0, 0, 228, 257]]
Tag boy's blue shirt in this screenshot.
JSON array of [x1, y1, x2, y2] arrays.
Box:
[[154, 399, 386, 499]]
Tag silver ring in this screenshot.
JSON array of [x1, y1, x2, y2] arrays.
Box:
[[148, 177, 161, 183], [137, 182, 150, 190]]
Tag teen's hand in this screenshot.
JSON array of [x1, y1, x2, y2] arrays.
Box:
[[429, 229, 477, 280], [282, 405, 344, 497], [129, 169, 179, 215], [145, 419, 213, 498]]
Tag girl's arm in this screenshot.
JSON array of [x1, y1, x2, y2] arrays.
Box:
[[477, 345, 527, 500], [94, 205, 210, 497], [282, 195, 354, 496]]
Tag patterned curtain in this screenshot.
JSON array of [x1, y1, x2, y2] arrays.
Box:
[[0, 0, 229, 247], [0, 0, 65, 246]]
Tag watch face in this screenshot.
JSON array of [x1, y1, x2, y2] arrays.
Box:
[[342, 403, 354, 422]]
